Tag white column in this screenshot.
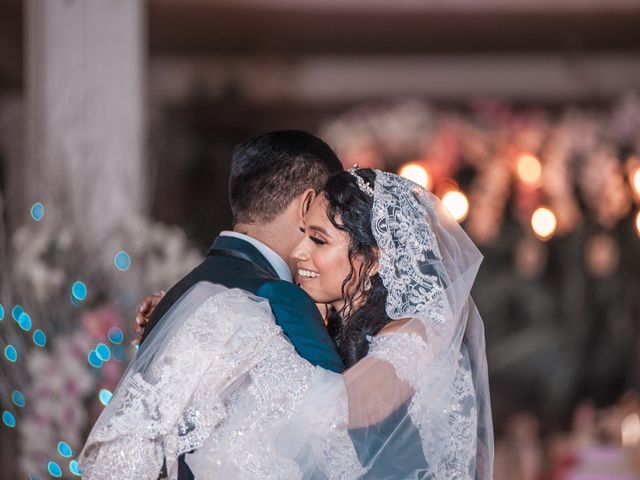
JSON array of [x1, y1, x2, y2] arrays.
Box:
[[25, 0, 146, 246]]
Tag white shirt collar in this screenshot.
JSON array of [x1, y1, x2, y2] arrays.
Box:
[[219, 231, 293, 282]]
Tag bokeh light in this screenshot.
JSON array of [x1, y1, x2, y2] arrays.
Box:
[[4, 345, 17, 362], [33, 329, 47, 347], [442, 190, 470, 222], [88, 350, 103, 368], [632, 167, 640, 196], [636, 210, 640, 238], [2, 411, 16, 428], [531, 207, 557, 241], [12, 390, 25, 408], [0, 303, 4, 320], [57, 441, 73, 458], [516, 154, 542, 185], [108, 327, 124, 344], [95, 343, 111, 362], [69, 460, 82, 476], [31, 202, 44, 222], [30, 202, 45, 221], [71, 281, 87, 301], [99, 389, 113, 406], [47, 461, 62, 478], [113, 345, 127, 362], [398, 162, 431, 190], [114, 250, 131, 271], [622, 412, 640, 448], [11, 305, 23, 321], [18, 312, 32, 331]]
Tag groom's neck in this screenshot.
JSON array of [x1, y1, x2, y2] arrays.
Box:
[[233, 221, 288, 261]]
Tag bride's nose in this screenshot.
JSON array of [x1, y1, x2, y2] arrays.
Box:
[[292, 239, 310, 262]]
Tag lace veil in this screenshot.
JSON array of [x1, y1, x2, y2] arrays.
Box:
[[270, 170, 494, 479]]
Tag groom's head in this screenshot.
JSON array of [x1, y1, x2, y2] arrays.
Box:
[[229, 130, 342, 264]]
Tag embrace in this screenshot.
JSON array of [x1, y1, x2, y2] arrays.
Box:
[[79, 131, 493, 479]]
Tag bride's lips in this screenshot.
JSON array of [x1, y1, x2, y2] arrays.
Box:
[[297, 268, 320, 280]]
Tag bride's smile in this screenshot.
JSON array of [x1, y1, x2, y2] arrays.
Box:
[[292, 193, 364, 313]]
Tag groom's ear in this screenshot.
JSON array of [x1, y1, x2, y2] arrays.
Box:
[[298, 188, 317, 220]]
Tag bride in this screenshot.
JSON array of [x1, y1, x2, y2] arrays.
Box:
[[79, 168, 493, 479]]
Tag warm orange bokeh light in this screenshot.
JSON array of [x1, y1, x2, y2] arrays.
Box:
[[398, 163, 431, 190], [622, 412, 640, 448], [636, 210, 640, 238], [632, 167, 640, 196], [516, 154, 542, 185], [442, 190, 469, 222], [531, 207, 557, 240]]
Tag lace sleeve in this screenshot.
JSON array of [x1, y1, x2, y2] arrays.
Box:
[[79, 283, 283, 480]]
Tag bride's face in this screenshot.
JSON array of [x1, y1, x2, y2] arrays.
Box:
[[292, 194, 363, 312]]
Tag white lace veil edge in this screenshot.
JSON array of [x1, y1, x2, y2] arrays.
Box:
[[342, 170, 493, 478]]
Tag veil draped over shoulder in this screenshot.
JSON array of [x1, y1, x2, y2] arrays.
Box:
[[79, 171, 493, 480]]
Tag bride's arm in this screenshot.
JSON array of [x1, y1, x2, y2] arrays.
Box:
[[343, 319, 427, 429]]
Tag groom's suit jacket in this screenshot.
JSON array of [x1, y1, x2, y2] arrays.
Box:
[[139, 234, 345, 480]]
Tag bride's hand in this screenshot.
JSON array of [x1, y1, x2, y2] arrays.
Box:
[[131, 291, 165, 346]]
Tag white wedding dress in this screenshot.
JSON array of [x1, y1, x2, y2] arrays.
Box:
[[79, 171, 493, 480]]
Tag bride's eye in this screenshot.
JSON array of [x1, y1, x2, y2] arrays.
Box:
[[310, 235, 326, 246]]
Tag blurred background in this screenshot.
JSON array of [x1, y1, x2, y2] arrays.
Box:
[[1, 0, 640, 478]]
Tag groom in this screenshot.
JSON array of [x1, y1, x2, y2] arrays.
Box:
[[136, 130, 345, 479]]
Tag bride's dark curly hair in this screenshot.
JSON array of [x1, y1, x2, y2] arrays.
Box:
[[323, 168, 392, 367]]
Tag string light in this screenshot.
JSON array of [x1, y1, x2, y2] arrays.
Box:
[[398, 163, 431, 190], [531, 207, 557, 240], [442, 190, 470, 222]]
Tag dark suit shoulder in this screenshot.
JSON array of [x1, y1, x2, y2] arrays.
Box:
[[256, 280, 345, 373], [257, 279, 316, 303]]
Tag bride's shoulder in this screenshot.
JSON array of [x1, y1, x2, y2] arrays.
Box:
[[378, 318, 425, 338]]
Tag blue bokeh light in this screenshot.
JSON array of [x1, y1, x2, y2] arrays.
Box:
[[69, 459, 82, 476], [0, 303, 4, 321], [18, 312, 32, 331], [33, 329, 47, 347], [31, 202, 45, 221], [4, 345, 17, 362], [71, 281, 87, 301], [58, 441, 73, 458], [112, 345, 127, 362], [11, 390, 25, 408], [114, 251, 131, 271], [95, 343, 111, 362], [2, 410, 16, 427], [88, 350, 103, 368], [47, 461, 62, 477], [108, 327, 124, 344], [99, 389, 113, 406], [11, 305, 23, 321]]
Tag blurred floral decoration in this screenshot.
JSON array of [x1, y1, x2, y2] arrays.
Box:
[[321, 93, 640, 429], [0, 205, 201, 478], [321, 93, 640, 255]]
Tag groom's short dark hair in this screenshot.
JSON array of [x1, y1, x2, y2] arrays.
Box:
[[229, 130, 342, 225]]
